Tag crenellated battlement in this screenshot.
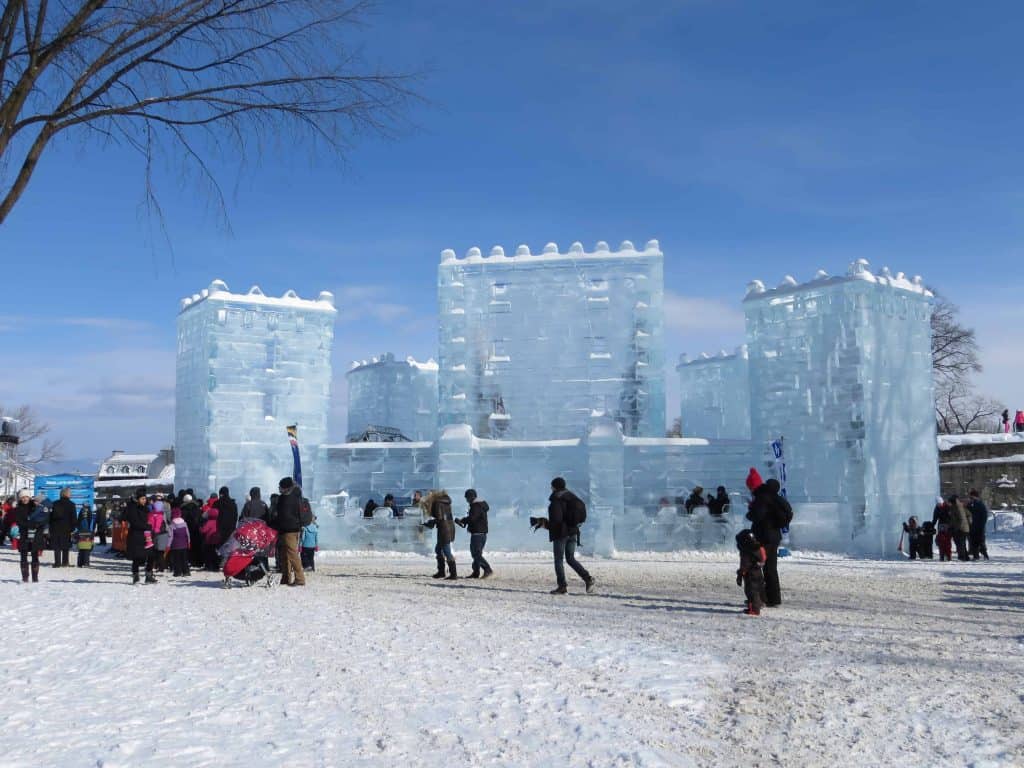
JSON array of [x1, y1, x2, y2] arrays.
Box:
[[179, 279, 336, 314], [743, 259, 932, 302], [676, 345, 749, 370], [348, 353, 439, 373], [439, 239, 661, 264]]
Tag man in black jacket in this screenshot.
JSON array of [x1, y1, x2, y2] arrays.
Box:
[[49, 487, 78, 567], [745, 473, 790, 607], [124, 489, 157, 584], [95, 503, 108, 546], [966, 489, 990, 561], [546, 477, 595, 595], [215, 486, 239, 546], [273, 477, 305, 586], [457, 489, 492, 579]]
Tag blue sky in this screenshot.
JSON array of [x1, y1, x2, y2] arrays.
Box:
[[1, 0, 1022, 464]]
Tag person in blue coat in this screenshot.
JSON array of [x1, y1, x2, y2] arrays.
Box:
[[76, 504, 97, 567], [300, 516, 319, 571]]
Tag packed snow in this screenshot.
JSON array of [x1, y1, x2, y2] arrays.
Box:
[[3, 535, 1023, 767]]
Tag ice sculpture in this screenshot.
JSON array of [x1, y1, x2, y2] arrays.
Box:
[[744, 262, 938, 554], [175, 281, 336, 496], [437, 240, 665, 440], [346, 353, 438, 441], [676, 347, 751, 439]]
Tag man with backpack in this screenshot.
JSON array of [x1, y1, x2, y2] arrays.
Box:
[[546, 477, 595, 595], [271, 476, 309, 586], [744, 469, 791, 607]]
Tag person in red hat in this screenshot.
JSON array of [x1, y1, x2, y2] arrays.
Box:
[[744, 467, 791, 607]]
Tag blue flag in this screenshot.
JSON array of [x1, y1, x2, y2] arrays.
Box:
[[287, 425, 302, 489]]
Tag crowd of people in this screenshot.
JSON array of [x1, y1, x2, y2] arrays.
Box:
[[1, 476, 317, 586], [902, 490, 992, 562]]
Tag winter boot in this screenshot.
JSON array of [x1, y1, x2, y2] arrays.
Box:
[[31, 564, 39, 583], [481, 569, 493, 579], [585, 577, 596, 595], [145, 573, 157, 585], [445, 559, 458, 580], [550, 585, 567, 594], [431, 555, 446, 579], [133, 573, 140, 585], [743, 603, 761, 616], [20, 562, 29, 582], [467, 570, 480, 579]]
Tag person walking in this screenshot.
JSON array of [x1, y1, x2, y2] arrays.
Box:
[[745, 469, 790, 607], [124, 489, 158, 584], [966, 489, 990, 561], [14, 490, 45, 582], [948, 495, 971, 561], [423, 490, 457, 580], [75, 504, 96, 567], [1001, 409, 1011, 434], [273, 477, 306, 586], [49, 487, 77, 568], [457, 489, 492, 579], [545, 477, 594, 595], [241, 487, 268, 521]]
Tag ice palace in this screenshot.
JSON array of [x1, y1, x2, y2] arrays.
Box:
[[174, 241, 938, 557]]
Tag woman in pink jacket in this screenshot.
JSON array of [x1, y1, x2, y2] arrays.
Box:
[[200, 507, 220, 571]]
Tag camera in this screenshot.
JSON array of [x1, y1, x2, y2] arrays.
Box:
[[529, 516, 549, 531]]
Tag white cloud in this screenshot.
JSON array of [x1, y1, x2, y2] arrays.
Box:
[[663, 291, 745, 334], [335, 285, 412, 325]]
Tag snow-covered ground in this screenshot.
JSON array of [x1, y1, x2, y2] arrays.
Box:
[[2, 538, 1023, 768]]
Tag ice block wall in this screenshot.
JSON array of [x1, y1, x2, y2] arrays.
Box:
[[437, 240, 665, 440], [676, 347, 751, 439], [744, 261, 937, 555], [346, 353, 439, 441], [175, 280, 336, 497]]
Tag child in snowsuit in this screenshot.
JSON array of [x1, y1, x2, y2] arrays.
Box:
[[76, 505, 96, 567], [902, 516, 920, 560], [735, 529, 767, 616], [300, 517, 318, 571], [168, 511, 191, 577]]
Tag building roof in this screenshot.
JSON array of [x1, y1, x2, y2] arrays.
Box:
[[744, 259, 932, 303], [937, 433, 1024, 451], [940, 454, 1024, 468], [179, 279, 336, 315]]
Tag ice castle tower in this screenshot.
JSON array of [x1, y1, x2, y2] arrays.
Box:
[[175, 280, 336, 495], [437, 241, 665, 440], [743, 262, 938, 553], [346, 353, 439, 441]]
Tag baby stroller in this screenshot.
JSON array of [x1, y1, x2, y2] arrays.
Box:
[[220, 518, 278, 588]]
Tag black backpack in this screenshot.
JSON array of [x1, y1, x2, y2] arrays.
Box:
[[564, 493, 587, 527], [300, 498, 313, 527]]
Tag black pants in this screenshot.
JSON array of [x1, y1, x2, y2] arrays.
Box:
[[52, 533, 71, 567], [301, 547, 316, 570], [470, 533, 491, 575], [20, 542, 41, 581], [169, 549, 190, 576], [907, 535, 919, 560], [763, 545, 781, 606], [553, 537, 590, 587], [968, 531, 988, 560], [132, 550, 157, 577], [97, 529, 107, 546], [204, 543, 221, 571], [953, 532, 969, 561], [77, 549, 92, 567]]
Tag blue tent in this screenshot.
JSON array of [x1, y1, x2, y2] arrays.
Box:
[[34, 474, 96, 508]]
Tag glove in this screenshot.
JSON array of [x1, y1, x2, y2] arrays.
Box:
[[735, 569, 743, 586]]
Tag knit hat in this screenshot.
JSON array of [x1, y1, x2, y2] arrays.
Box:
[[219, 486, 230, 497], [279, 476, 294, 491], [183, 494, 193, 503], [135, 488, 148, 499], [745, 468, 764, 492]]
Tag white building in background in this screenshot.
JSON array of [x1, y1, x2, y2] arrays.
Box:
[[743, 261, 938, 553], [676, 347, 751, 439], [346, 353, 438, 442], [175, 280, 336, 496], [437, 241, 665, 440]]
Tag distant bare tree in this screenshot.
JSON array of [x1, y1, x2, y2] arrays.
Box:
[[931, 293, 982, 386], [666, 416, 681, 438], [0, 404, 63, 465], [934, 381, 1004, 435], [0, 1, 415, 226]]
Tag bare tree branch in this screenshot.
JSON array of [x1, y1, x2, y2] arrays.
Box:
[[0, 403, 64, 465], [0, 0, 417, 227]]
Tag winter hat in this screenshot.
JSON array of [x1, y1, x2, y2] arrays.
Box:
[[464, 488, 477, 501], [135, 488, 148, 500], [183, 494, 193, 503], [279, 476, 294, 491], [745, 468, 764, 492], [219, 486, 230, 497], [936, 495, 944, 505]]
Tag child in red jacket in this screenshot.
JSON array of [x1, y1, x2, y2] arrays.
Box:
[[736, 528, 767, 616]]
